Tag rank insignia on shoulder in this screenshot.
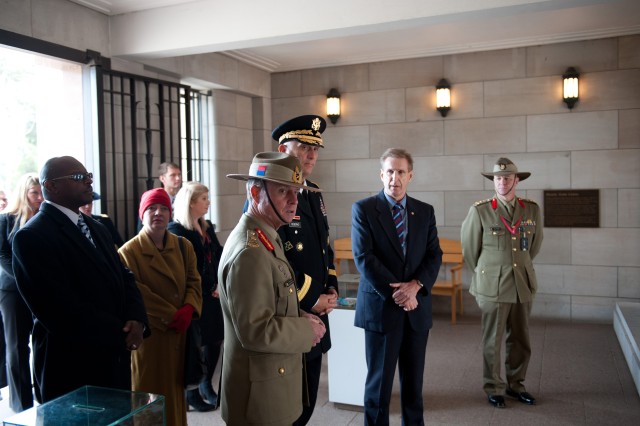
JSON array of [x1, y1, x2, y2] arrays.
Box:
[[246, 230, 260, 248], [474, 198, 493, 207], [284, 241, 293, 251], [319, 196, 327, 216], [520, 198, 538, 205]]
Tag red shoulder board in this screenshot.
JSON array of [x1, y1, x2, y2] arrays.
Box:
[[255, 228, 274, 252]]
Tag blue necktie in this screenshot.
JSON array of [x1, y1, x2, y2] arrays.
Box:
[[392, 203, 406, 252], [77, 214, 95, 247]]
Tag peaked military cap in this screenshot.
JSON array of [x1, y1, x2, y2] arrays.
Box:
[[227, 152, 322, 192], [272, 115, 326, 148], [481, 157, 531, 181]]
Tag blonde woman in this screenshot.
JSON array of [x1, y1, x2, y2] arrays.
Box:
[[0, 173, 43, 411], [119, 188, 202, 426], [168, 182, 224, 411]]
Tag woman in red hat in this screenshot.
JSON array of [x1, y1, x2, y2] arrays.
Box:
[[119, 188, 203, 426]]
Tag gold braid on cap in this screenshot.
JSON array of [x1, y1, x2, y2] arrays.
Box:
[[278, 130, 323, 147]]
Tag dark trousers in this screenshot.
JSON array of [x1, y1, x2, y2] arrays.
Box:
[[0, 289, 34, 412], [200, 341, 222, 393], [364, 317, 429, 426], [292, 353, 323, 426]]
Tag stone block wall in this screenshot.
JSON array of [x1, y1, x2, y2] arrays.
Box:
[[271, 35, 640, 323]]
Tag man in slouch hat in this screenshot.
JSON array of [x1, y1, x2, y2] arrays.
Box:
[[218, 152, 326, 426], [461, 157, 543, 408]]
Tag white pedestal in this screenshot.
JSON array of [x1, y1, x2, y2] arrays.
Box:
[[327, 308, 367, 406]]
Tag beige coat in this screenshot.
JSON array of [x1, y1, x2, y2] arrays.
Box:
[[218, 214, 315, 426], [119, 231, 202, 426]]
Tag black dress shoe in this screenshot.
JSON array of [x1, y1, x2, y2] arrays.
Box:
[[488, 395, 506, 408], [199, 384, 218, 408], [506, 388, 536, 405], [187, 390, 217, 412]]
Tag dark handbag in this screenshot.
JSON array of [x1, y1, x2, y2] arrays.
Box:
[[178, 236, 207, 390], [184, 319, 207, 390]]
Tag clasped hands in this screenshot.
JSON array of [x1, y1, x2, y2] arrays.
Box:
[[123, 320, 145, 351], [390, 280, 421, 311], [169, 303, 195, 333], [311, 288, 338, 315], [303, 312, 326, 346]]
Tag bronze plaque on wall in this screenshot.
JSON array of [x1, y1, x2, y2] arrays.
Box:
[[544, 190, 599, 227]]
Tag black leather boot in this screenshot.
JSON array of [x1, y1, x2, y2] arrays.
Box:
[[199, 382, 218, 407], [187, 389, 216, 412]]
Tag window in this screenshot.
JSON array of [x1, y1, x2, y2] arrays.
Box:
[[0, 45, 85, 197]]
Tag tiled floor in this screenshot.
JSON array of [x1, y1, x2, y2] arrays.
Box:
[[2, 314, 639, 425]]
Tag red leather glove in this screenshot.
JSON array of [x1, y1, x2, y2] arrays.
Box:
[[168, 304, 194, 333]]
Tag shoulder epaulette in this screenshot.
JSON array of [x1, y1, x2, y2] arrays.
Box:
[[519, 198, 538, 205], [473, 198, 493, 207]]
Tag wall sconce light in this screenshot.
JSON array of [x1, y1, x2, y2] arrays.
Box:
[[326, 88, 341, 124], [563, 67, 579, 110], [436, 79, 451, 117]]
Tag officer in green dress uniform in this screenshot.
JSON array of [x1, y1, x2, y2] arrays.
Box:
[[460, 158, 543, 408], [218, 152, 327, 426], [272, 115, 338, 426]]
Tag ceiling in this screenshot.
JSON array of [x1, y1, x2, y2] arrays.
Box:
[[71, 0, 640, 73]]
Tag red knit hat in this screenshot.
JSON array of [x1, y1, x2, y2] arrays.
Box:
[[139, 188, 172, 220]]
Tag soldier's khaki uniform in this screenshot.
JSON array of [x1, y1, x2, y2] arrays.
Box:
[[461, 195, 543, 396], [218, 213, 315, 426]]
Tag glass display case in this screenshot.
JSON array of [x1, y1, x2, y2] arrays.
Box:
[[336, 273, 359, 309], [3, 386, 165, 426]]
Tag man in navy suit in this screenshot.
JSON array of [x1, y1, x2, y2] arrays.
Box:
[[352, 148, 442, 425], [12, 156, 149, 403]]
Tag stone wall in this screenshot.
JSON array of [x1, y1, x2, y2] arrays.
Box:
[[271, 36, 640, 323]]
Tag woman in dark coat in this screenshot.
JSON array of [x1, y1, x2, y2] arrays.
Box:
[[0, 173, 43, 411], [168, 181, 224, 411]]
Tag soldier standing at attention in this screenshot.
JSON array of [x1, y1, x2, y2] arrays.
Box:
[[272, 114, 338, 425], [461, 158, 543, 408]]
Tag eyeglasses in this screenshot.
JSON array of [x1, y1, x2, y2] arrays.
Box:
[[46, 172, 93, 183]]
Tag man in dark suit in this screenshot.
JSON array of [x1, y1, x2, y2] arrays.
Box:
[[352, 148, 442, 425], [12, 156, 149, 403], [273, 115, 338, 425]]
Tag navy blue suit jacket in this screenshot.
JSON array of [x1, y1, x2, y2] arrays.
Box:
[[352, 190, 442, 333]]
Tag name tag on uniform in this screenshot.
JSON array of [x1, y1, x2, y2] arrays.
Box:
[[288, 222, 301, 228]]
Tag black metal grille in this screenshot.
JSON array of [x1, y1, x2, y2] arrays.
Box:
[[96, 68, 201, 241]]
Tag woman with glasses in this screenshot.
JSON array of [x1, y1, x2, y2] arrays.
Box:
[[0, 173, 43, 412], [168, 182, 224, 412], [119, 188, 202, 426]]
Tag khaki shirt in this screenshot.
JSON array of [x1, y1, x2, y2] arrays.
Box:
[[461, 196, 543, 303]]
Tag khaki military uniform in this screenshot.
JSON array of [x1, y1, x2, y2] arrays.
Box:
[[218, 213, 315, 426], [461, 195, 543, 396]]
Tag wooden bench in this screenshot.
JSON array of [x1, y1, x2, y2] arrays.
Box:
[[333, 236, 464, 324], [333, 237, 355, 276], [431, 238, 464, 324]]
